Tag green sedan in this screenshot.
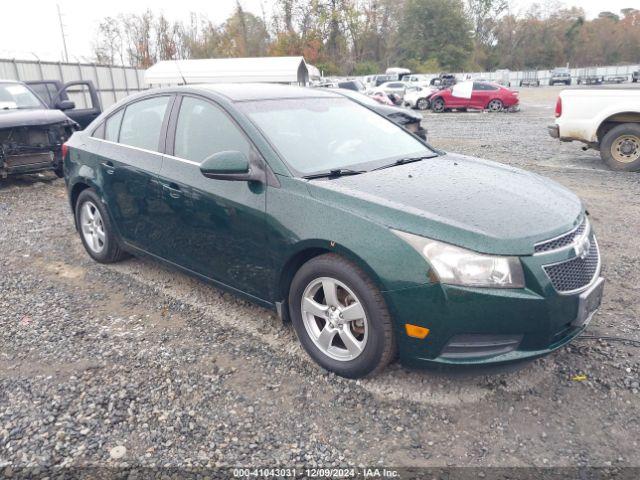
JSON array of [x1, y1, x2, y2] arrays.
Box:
[[63, 84, 604, 378]]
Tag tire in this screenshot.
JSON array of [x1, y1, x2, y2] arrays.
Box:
[[54, 165, 64, 178], [431, 97, 445, 113], [416, 98, 429, 110], [288, 253, 396, 378], [600, 123, 640, 172], [75, 188, 128, 263], [487, 99, 504, 112]]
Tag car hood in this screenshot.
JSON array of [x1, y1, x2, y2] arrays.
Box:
[[0, 108, 74, 129], [305, 153, 583, 255]]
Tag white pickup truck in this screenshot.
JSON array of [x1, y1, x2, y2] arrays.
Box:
[[548, 89, 640, 171]]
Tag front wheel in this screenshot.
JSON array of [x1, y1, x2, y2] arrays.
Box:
[[431, 98, 445, 113], [289, 254, 396, 378], [416, 98, 430, 110], [487, 99, 504, 112], [600, 123, 640, 171], [75, 189, 128, 263]]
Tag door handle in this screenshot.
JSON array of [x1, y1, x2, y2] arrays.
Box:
[[101, 161, 115, 174], [162, 183, 181, 199]]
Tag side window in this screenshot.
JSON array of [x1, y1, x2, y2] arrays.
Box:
[[119, 96, 171, 152], [104, 109, 124, 142], [28, 83, 52, 105], [174, 96, 251, 163], [92, 122, 106, 139]]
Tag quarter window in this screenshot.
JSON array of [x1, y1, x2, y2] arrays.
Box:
[[104, 109, 124, 142], [174, 96, 251, 163], [119, 96, 170, 151]]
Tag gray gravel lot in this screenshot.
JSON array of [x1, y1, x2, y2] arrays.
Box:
[[1, 85, 639, 473]]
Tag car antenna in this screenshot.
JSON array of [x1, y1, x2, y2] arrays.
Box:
[[174, 60, 187, 86]]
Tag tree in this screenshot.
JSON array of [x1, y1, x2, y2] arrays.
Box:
[[397, 0, 473, 70]]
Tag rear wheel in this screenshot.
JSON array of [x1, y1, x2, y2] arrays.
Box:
[[487, 99, 504, 112], [431, 97, 445, 113], [289, 254, 396, 378], [75, 189, 128, 263], [600, 123, 640, 171], [416, 98, 429, 110]]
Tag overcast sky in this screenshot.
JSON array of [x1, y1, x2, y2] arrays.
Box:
[[1, 0, 635, 62]]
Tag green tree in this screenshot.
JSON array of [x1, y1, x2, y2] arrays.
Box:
[[397, 0, 473, 70]]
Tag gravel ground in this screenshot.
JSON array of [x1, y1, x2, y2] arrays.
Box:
[[1, 86, 640, 475]]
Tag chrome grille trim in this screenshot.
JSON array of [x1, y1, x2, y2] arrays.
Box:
[[543, 237, 601, 295], [534, 216, 589, 255]]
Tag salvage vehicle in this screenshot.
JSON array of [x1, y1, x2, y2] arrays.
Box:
[[549, 68, 572, 86], [430, 81, 519, 113], [26, 80, 102, 129], [375, 81, 410, 101], [64, 84, 603, 378], [332, 88, 427, 140], [430, 73, 457, 89], [403, 85, 438, 110], [549, 89, 640, 171], [0, 80, 77, 178]]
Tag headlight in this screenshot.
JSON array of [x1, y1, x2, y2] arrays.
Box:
[[392, 230, 525, 288]]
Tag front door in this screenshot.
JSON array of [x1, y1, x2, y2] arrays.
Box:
[[155, 95, 270, 300]]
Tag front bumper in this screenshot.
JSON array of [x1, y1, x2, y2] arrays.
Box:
[[383, 241, 604, 367]]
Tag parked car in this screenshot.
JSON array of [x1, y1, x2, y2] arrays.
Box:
[[336, 80, 366, 93], [371, 74, 396, 87], [65, 84, 603, 378], [603, 75, 627, 84], [430, 73, 457, 89], [369, 90, 395, 106], [430, 81, 519, 113], [549, 68, 572, 86], [403, 85, 438, 110], [332, 88, 427, 140], [519, 71, 540, 87], [0, 79, 77, 178], [632, 70, 639, 83], [25, 80, 102, 129], [549, 89, 640, 171], [376, 81, 410, 101]]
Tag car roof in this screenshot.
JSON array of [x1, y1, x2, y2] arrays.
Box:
[[187, 83, 342, 102]]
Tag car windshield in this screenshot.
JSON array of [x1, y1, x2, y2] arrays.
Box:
[[0, 83, 44, 110], [240, 97, 435, 176]]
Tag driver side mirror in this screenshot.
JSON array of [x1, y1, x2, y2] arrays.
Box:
[[200, 150, 263, 182], [56, 100, 76, 111]]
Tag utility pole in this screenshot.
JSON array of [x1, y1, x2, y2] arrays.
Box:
[[57, 4, 69, 62]]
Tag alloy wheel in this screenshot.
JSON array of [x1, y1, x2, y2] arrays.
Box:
[[300, 276, 368, 361], [432, 99, 445, 113], [487, 99, 504, 112], [417, 98, 429, 110], [611, 135, 640, 163], [80, 201, 106, 254]]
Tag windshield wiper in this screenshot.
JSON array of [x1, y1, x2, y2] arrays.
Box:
[[371, 155, 435, 172], [303, 168, 367, 179]]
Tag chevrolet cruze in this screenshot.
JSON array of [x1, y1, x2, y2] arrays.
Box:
[[63, 84, 604, 378]]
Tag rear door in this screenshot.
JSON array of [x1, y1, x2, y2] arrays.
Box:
[[95, 94, 174, 251], [155, 94, 270, 299], [469, 82, 491, 109]]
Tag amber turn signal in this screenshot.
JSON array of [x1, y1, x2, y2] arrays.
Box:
[[405, 324, 430, 339]]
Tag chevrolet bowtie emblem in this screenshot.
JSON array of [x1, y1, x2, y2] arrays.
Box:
[[573, 235, 591, 259]]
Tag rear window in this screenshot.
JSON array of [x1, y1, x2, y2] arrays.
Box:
[[119, 96, 170, 151], [105, 109, 124, 142]]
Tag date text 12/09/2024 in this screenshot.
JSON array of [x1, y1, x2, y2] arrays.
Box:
[[232, 468, 400, 478]]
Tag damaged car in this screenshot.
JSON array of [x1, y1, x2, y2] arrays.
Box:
[[0, 80, 77, 179]]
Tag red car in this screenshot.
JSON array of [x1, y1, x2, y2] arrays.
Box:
[[430, 81, 519, 113]]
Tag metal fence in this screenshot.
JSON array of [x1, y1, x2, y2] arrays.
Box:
[[460, 64, 639, 85], [0, 58, 145, 109]]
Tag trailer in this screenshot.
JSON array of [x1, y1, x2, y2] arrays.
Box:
[[519, 71, 540, 87]]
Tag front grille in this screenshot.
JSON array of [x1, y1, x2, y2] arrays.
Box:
[[534, 217, 588, 253], [543, 238, 600, 293]]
